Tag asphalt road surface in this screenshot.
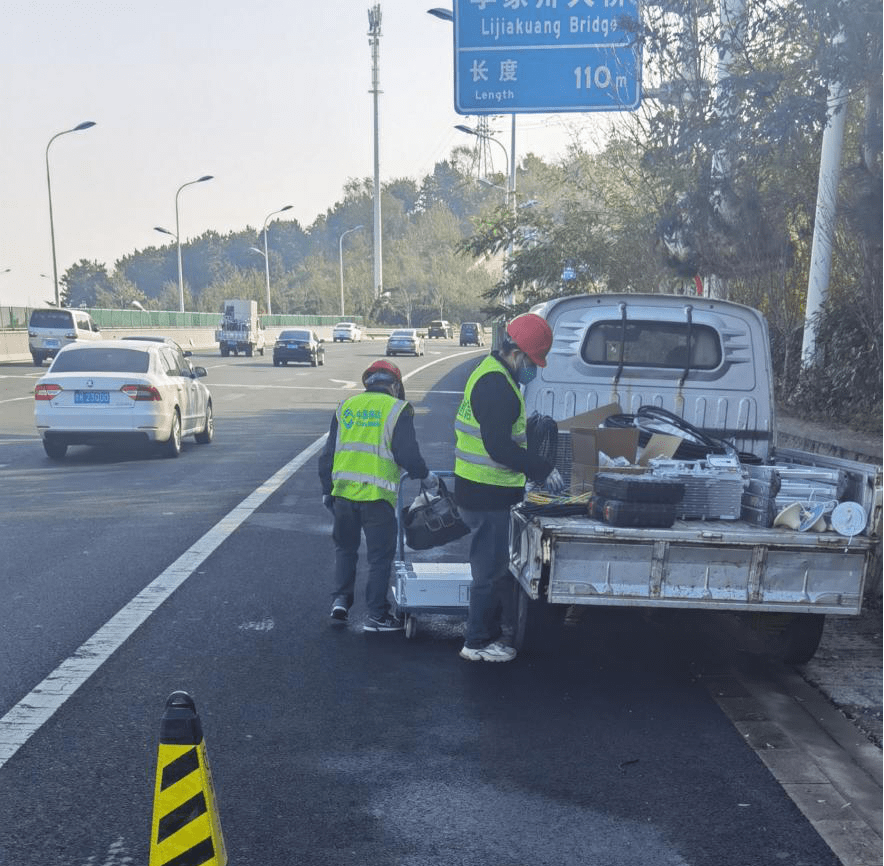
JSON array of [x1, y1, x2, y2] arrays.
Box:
[[0, 341, 853, 864]]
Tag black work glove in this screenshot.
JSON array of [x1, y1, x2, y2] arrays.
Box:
[[322, 495, 335, 513]]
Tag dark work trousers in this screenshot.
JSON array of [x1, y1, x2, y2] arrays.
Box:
[[331, 497, 398, 620], [459, 506, 514, 648]]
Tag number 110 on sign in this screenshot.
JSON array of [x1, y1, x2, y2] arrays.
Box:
[[574, 64, 627, 92]]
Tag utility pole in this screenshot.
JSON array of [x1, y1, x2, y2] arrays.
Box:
[[368, 5, 383, 300], [706, 0, 746, 300], [801, 30, 848, 369]]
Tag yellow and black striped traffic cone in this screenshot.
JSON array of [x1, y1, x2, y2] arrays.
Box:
[[149, 691, 227, 866]]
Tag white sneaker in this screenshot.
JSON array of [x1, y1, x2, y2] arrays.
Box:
[[459, 641, 517, 662]]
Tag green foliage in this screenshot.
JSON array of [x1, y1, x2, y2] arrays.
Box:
[[784, 288, 883, 432]]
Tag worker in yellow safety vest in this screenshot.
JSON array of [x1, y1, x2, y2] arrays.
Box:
[[319, 359, 437, 632], [454, 313, 565, 662]]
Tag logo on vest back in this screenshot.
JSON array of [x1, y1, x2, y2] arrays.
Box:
[[342, 406, 382, 430]]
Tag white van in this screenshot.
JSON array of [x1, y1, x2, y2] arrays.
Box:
[[28, 308, 102, 366]]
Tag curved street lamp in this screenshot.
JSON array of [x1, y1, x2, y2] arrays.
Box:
[[259, 205, 293, 316], [339, 225, 364, 317], [155, 175, 213, 313], [46, 121, 96, 307]]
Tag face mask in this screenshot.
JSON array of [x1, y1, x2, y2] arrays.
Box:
[[516, 358, 538, 386]]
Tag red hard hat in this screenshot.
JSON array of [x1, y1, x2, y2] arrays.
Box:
[[362, 359, 402, 385], [506, 313, 553, 367]]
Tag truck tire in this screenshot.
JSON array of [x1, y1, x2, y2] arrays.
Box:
[[512, 582, 560, 655], [748, 612, 827, 664], [779, 614, 826, 664], [246, 346, 253, 357], [221, 347, 229, 357], [31, 352, 44, 366]]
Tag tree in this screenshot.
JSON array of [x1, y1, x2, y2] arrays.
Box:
[[61, 260, 116, 307]]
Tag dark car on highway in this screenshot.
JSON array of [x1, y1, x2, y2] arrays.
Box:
[[273, 329, 325, 367], [459, 322, 485, 347]]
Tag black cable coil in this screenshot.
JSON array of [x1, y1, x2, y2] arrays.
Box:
[[601, 406, 761, 464], [527, 411, 559, 464]]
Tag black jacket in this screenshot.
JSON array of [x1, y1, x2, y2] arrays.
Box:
[[454, 352, 552, 511], [318, 387, 428, 498]]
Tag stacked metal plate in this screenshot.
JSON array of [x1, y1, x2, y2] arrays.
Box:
[[769, 464, 847, 510], [741, 465, 781, 526], [648, 455, 747, 520]]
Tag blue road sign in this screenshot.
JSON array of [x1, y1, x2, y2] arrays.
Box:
[[453, 0, 642, 114]]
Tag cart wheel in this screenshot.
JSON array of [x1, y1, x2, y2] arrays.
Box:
[[405, 615, 417, 639]]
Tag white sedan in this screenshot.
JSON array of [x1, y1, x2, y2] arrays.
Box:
[[34, 339, 213, 460], [332, 322, 363, 342]]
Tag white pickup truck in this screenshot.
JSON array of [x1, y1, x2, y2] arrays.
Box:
[[508, 293, 881, 663]]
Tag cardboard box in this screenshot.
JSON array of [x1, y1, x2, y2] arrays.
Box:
[[558, 403, 681, 493]]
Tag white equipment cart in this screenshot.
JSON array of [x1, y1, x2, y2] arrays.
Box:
[[391, 471, 472, 639]]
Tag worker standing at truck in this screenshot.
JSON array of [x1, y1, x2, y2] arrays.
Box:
[[319, 360, 438, 632], [454, 313, 565, 662]]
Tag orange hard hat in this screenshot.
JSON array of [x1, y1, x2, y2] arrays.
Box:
[[362, 359, 403, 386], [506, 313, 553, 367]]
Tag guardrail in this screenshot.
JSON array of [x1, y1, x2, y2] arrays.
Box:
[[0, 305, 362, 330]]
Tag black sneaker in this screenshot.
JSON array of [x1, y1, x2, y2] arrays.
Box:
[[330, 597, 349, 623], [363, 613, 404, 633]]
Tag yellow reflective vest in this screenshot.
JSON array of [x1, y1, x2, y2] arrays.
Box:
[[454, 354, 526, 488], [332, 391, 408, 506]]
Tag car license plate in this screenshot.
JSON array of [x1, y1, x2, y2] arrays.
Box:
[[75, 390, 110, 404], [45, 339, 59, 348], [287, 343, 300, 348]]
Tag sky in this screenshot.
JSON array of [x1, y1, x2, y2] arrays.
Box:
[[0, 0, 616, 309]]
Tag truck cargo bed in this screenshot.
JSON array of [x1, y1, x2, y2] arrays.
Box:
[[510, 510, 874, 615]]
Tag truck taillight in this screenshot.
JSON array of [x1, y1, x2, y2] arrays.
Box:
[[121, 384, 162, 401], [34, 383, 62, 401]]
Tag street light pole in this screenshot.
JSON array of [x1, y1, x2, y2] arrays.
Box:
[[45, 121, 96, 307], [339, 225, 364, 317], [172, 175, 213, 313], [260, 205, 293, 317]]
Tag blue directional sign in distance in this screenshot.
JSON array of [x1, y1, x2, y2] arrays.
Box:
[[453, 0, 642, 114]]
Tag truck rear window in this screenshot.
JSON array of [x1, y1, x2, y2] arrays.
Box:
[[582, 320, 722, 370]]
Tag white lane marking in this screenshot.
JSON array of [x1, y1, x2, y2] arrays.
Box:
[[0, 433, 328, 770], [0, 396, 33, 404], [0, 351, 476, 768]]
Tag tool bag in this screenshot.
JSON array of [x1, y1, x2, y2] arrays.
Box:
[[403, 477, 470, 550]]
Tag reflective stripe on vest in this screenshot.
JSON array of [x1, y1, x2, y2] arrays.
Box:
[[454, 355, 526, 488], [332, 391, 408, 505]]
